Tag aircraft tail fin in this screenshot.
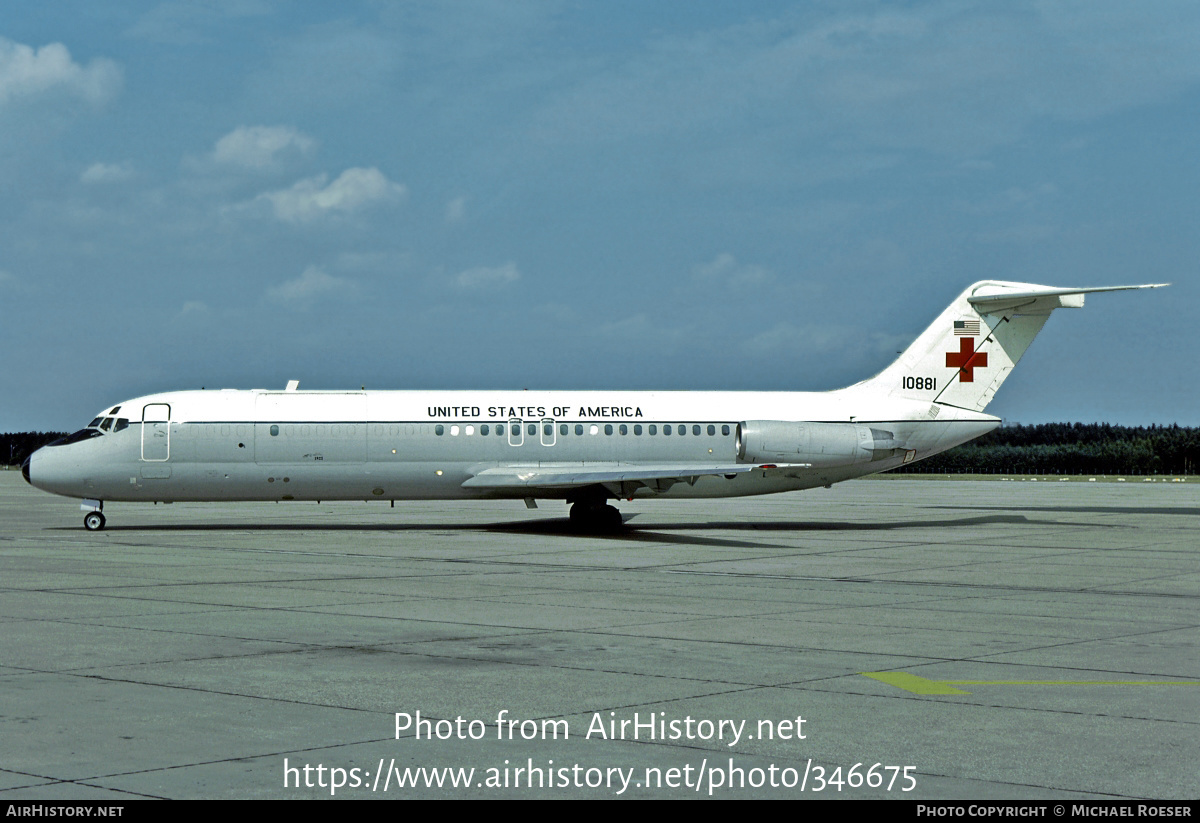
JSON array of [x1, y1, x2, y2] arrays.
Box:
[[858, 281, 1166, 412]]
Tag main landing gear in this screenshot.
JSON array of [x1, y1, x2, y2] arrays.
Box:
[[567, 489, 623, 531]]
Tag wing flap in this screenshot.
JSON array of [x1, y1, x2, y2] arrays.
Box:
[[462, 463, 762, 493]]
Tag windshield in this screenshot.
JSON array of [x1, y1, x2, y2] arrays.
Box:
[[48, 416, 130, 446], [53, 429, 103, 446]]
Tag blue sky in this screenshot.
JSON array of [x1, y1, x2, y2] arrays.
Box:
[[2, 1, 1196, 431]]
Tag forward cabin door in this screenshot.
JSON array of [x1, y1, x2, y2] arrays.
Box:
[[141, 403, 171, 461]]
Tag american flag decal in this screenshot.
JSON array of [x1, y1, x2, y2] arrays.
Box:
[[954, 319, 980, 336]]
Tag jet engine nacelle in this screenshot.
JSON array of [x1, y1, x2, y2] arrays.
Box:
[[736, 421, 903, 467]]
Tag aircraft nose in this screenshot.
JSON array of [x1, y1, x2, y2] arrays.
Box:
[[21, 455, 31, 484]]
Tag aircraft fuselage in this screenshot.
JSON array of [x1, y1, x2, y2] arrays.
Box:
[[27, 388, 997, 504]]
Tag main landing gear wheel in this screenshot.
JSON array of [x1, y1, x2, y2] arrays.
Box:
[[568, 500, 622, 531], [84, 512, 106, 531]]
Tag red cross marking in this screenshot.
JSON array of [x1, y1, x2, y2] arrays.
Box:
[[945, 337, 988, 383]]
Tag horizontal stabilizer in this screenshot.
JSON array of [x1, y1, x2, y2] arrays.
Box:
[[967, 283, 1168, 314]]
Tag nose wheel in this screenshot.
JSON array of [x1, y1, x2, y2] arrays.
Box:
[[84, 511, 107, 531]]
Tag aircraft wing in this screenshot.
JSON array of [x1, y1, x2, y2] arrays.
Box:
[[462, 463, 766, 496]]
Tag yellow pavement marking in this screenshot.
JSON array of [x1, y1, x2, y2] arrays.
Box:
[[863, 671, 1200, 696], [863, 672, 971, 695]]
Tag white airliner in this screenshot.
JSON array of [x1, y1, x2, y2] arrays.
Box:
[[24, 280, 1163, 530]]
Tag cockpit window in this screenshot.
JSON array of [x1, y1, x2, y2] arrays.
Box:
[[99, 418, 113, 431], [113, 418, 129, 432], [88, 417, 103, 428], [53, 428, 104, 446], [109, 406, 121, 415]]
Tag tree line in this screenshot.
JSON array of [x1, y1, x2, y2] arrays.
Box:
[[3, 423, 1197, 475], [891, 423, 1199, 476], [2, 432, 67, 466]]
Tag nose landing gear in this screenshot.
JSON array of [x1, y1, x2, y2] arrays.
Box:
[[81, 499, 105, 531]]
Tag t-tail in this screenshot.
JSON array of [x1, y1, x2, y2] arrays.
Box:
[[858, 280, 1167, 412]]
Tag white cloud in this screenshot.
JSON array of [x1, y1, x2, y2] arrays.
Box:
[[267, 265, 356, 304], [975, 224, 1058, 245], [693, 253, 771, 287], [334, 250, 411, 273], [738, 323, 911, 367], [212, 125, 315, 169], [445, 196, 467, 223], [739, 322, 849, 357], [0, 37, 121, 106], [126, 1, 273, 46], [527, 4, 1200, 161], [532, 302, 577, 323], [80, 162, 132, 184], [595, 313, 688, 352], [258, 167, 405, 222], [453, 262, 520, 290]]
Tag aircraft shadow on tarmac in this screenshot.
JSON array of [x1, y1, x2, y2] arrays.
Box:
[[51, 512, 1087, 552], [478, 512, 1065, 549], [930, 504, 1200, 517]]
